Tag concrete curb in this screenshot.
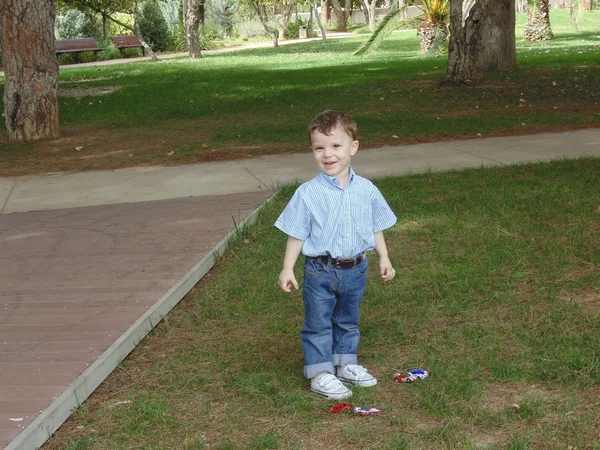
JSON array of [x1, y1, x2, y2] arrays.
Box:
[[4, 193, 274, 450], [0, 179, 17, 215]]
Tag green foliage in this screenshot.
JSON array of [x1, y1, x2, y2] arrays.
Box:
[[55, 9, 103, 40], [206, 0, 240, 38], [138, 0, 170, 51], [419, 0, 449, 25], [284, 18, 309, 39], [354, 4, 406, 56], [171, 24, 218, 51]]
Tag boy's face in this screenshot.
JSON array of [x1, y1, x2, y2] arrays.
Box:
[[310, 127, 359, 182]]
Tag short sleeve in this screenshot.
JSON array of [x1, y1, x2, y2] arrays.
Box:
[[371, 185, 397, 232], [274, 189, 311, 241]]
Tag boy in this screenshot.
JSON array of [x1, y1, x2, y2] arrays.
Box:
[[275, 110, 397, 400]]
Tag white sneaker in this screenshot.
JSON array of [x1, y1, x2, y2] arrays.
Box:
[[310, 373, 353, 400], [336, 364, 377, 387]]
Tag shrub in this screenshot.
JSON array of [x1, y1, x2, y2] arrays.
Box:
[[206, 0, 240, 38], [138, 0, 170, 51], [285, 18, 310, 39], [171, 24, 218, 52]]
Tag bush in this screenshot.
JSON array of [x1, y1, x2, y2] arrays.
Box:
[[138, 0, 170, 51], [55, 9, 103, 40], [285, 18, 311, 39], [206, 0, 239, 38], [170, 24, 218, 52]]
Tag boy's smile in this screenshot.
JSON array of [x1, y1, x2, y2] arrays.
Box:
[[311, 127, 359, 187]]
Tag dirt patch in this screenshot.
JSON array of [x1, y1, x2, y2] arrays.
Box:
[[561, 290, 600, 316], [59, 85, 121, 97], [482, 382, 557, 413]]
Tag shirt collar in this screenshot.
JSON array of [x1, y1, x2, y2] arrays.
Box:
[[317, 167, 356, 190]]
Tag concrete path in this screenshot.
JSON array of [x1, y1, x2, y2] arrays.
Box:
[[1, 128, 599, 450], [2, 128, 600, 214]]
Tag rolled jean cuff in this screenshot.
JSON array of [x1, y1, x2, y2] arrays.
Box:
[[304, 362, 335, 379], [333, 354, 357, 367]]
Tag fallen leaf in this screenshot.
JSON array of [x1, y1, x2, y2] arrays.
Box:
[[75, 146, 84, 152], [167, 151, 175, 156]]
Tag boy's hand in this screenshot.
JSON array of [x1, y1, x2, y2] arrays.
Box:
[[278, 268, 299, 292], [379, 256, 396, 282]]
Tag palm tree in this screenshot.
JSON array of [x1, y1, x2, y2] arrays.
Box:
[[417, 0, 450, 53], [523, 0, 553, 41]]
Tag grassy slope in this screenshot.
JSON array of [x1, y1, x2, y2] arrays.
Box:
[[0, 10, 598, 176], [45, 158, 600, 450]]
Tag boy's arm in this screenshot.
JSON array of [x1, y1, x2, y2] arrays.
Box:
[[278, 236, 304, 292], [374, 231, 395, 282]]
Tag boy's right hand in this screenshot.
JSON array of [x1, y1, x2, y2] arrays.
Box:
[[278, 268, 299, 292]]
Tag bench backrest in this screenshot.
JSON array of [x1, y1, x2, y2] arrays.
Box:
[[112, 35, 142, 47], [55, 38, 100, 51]]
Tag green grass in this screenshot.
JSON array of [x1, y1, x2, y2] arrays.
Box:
[[0, 10, 598, 176], [44, 158, 600, 449]]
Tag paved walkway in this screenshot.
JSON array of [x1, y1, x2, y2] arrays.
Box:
[[1, 128, 600, 450]]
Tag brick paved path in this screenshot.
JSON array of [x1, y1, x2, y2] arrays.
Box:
[[0, 191, 270, 449]]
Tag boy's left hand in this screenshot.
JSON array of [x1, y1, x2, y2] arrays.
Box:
[[379, 256, 396, 282]]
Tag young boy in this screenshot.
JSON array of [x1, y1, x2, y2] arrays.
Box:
[[275, 110, 397, 400]]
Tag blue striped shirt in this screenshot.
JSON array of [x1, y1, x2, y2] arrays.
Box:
[[275, 168, 397, 259]]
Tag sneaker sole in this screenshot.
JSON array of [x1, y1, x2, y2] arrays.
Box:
[[337, 377, 378, 387], [310, 387, 353, 400]]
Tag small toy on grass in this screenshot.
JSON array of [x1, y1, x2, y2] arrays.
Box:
[[354, 407, 380, 416], [393, 372, 417, 383], [407, 369, 429, 380], [393, 368, 429, 384], [329, 402, 352, 413]]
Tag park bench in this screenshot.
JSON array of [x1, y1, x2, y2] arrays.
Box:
[[55, 38, 102, 63], [111, 35, 145, 58]]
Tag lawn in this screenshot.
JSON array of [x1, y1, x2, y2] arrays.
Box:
[[44, 158, 600, 449], [0, 10, 599, 176]]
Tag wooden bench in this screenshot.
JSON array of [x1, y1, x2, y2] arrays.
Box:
[[55, 38, 103, 63], [111, 35, 145, 58]]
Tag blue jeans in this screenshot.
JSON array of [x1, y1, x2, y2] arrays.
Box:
[[301, 256, 369, 379]]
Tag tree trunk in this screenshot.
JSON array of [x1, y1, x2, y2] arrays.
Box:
[[330, 0, 347, 31], [279, 1, 296, 40], [0, 0, 59, 142], [183, 0, 189, 51], [187, 0, 202, 57], [360, 0, 376, 30], [447, 0, 488, 84], [254, 2, 279, 47], [481, 0, 516, 70], [313, 4, 327, 43], [322, 0, 331, 23], [524, 0, 554, 40]]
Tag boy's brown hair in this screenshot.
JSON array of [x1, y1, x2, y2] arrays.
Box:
[[307, 110, 358, 142]]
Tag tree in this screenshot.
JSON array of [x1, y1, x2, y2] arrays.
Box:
[[524, 0, 553, 41], [446, 0, 488, 83], [0, 0, 60, 142], [417, 0, 450, 54], [58, 0, 158, 60], [447, 0, 517, 83], [361, 0, 377, 31], [187, 0, 203, 56], [250, 0, 280, 46], [329, 0, 351, 32], [481, 0, 516, 71]]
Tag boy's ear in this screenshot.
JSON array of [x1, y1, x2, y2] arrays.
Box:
[[351, 140, 359, 155]]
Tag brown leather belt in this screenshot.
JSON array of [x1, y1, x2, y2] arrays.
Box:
[[313, 253, 366, 269]]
